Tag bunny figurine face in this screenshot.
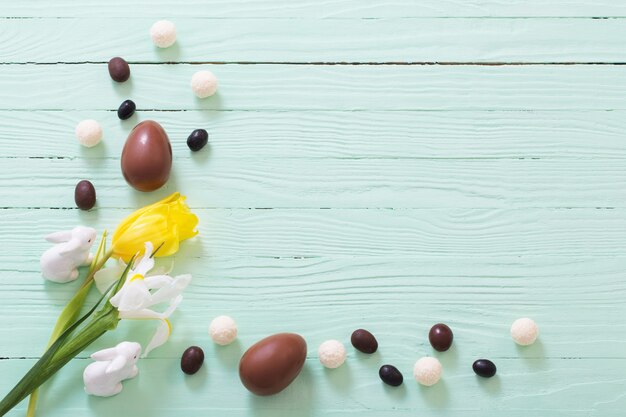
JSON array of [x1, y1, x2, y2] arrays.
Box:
[[40, 226, 97, 283], [72, 226, 97, 249], [84, 341, 142, 397]]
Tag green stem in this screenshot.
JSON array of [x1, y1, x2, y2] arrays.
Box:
[[0, 256, 133, 417], [0, 312, 120, 417], [26, 240, 113, 417]]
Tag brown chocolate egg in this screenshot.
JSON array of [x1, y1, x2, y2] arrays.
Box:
[[239, 333, 307, 396], [121, 120, 172, 192]]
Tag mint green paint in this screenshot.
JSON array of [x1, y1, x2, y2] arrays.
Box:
[[0, 2, 625, 416], [3, 65, 626, 110], [3, 18, 626, 63], [2, 0, 626, 18]]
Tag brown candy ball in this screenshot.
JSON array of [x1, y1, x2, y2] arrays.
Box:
[[74, 180, 96, 210], [428, 323, 453, 352], [181, 346, 204, 375], [351, 329, 378, 354], [108, 57, 130, 82]]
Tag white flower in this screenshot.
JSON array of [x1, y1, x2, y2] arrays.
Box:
[[94, 242, 191, 356]]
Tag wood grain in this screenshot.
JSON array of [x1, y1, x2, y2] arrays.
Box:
[[3, 18, 626, 63], [1, 255, 625, 358], [1, 1, 624, 416], [0, 208, 624, 265], [2, 0, 625, 18], [3, 110, 626, 159], [1, 157, 626, 208], [3, 64, 626, 111], [2, 357, 624, 417]]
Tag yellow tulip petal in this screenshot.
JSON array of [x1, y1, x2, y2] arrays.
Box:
[[111, 192, 197, 262], [112, 193, 180, 241]]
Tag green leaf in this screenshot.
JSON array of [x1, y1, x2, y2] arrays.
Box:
[[0, 256, 134, 417], [0, 283, 110, 416], [50, 231, 109, 343], [27, 232, 109, 417]]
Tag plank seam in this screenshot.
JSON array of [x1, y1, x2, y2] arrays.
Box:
[[3, 61, 626, 66]]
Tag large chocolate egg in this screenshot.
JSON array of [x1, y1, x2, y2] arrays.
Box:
[[239, 333, 307, 396], [121, 120, 172, 192]]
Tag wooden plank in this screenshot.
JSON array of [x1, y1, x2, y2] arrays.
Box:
[[1, 256, 625, 359], [1, 209, 625, 266], [2, 0, 625, 18], [1, 357, 623, 417], [2, 110, 626, 160], [2, 64, 626, 111], [1, 6, 624, 417], [1, 157, 626, 208], [2, 18, 626, 63]]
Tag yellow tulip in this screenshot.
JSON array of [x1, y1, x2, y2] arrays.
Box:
[[112, 192, 199, 261]]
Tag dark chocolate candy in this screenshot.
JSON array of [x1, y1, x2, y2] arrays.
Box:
[[472, 359, 497, 378], [181, 346, 205, 375], [429, 323, 453, 352], [74, 180, 96, 210], [108, 57, 130, 82], [379, 364, 403, 387], [351, 329, 378, 354], [117, 99, 136, 120], [187, 129, 208, 152]]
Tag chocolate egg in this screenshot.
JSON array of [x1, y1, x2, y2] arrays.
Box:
[[239, 333, 307, 396], [121, 120, 172, 192]]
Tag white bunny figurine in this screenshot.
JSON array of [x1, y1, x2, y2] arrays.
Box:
[[40, 226, 97, 283], [83, 341, 141, 397]]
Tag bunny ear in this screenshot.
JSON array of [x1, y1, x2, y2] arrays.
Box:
[[105, 355, 128, 374], [91, 347, 118, 361], [45, 231, 72, 243], [58, 239, 82, 255]]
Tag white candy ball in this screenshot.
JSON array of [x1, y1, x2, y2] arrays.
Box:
[[318, 340, 346, 369], [150, 20, 177, 48], [191, 70, 218, 98], [75, 119, 102, 147], [209, 315, 238, 345], [413, 356, 442, 386], [511, 317, 539, 346]]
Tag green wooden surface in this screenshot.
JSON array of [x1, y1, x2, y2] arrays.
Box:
[[1, 1, 625, 416]]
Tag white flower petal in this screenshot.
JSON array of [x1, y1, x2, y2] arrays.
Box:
[[114, 282, 152, 311], [143, 274, 174, 289], [142, 319, 171, 357], [93, 264, 124, 294], [119, 308, 164, 320], [149, 274, 192, 306], [133, 242, 155, 276]]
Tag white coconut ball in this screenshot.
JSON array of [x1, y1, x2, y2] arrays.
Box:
[[75, 119, 102, 148], [511, 317, 539, 346], [209, 315, 238, 346], [413, 356, 442, 386], [318, 340, 346, 369], [191, 70, 218, 98], [150, 20, 177, 48]]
